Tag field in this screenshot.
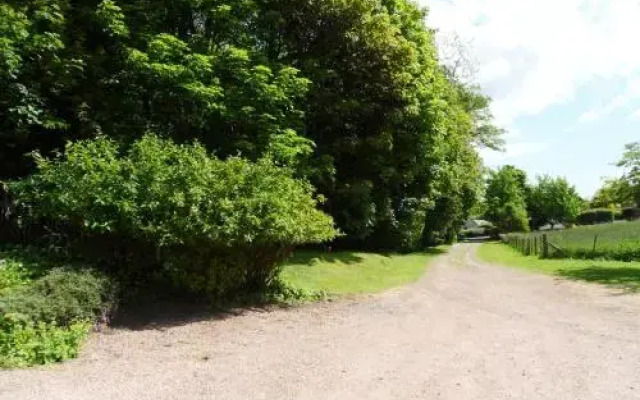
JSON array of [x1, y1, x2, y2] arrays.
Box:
[[503, 220, 640, 262], [280, 248, 447, 295], [478, 243, 640, 292]]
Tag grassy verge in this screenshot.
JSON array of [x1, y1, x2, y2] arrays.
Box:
[[280, 247, 447, 295], [478, 243, 640, 292]]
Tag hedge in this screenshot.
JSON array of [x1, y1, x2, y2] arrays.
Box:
[[12, 135, 338, 298], [576, 209, 617, 225]]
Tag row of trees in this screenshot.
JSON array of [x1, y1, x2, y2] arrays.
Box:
[[483, 142, 640, 233], [0, 0, 502, 253], [482, 166, 583, 233]]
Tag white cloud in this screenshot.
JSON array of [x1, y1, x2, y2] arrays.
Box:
[[630, 109, 640, 120], [424, 0, 640, 124]]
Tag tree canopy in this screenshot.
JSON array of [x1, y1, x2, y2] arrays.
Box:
[[0, 0, 503, 251], [617, 142, 640, 206], [528, 175, 583, 228], [484, 166, 530, 233]]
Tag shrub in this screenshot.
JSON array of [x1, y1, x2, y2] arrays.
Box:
[[0, 269, 117, 326], [0, 314, 91, 368], [622, 207, 640, 221], [13, 135, 337, 297], [577, 209, 616, 225]]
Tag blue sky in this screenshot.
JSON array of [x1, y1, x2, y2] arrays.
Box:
[[422, 0, 640, 198]]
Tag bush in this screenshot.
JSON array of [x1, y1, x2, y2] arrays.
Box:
[[13, 135, 337, 297], [622, 207, 640, 221], [577, 209, 616, 225], [0, 314, 91, 368], [0, 269, 117, 326]]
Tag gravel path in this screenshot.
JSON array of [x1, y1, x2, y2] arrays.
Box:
[[2, 244, 640, 400]]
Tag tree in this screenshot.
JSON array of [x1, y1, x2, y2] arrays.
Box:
[[617, 142, 640, 206], [484, 166, 530, 233], [0, 0, 498, 251], [591, 178, 635, 208], [528, 175, 583, 228]]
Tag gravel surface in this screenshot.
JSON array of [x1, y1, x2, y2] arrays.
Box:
[[2, 244, 640, 400]]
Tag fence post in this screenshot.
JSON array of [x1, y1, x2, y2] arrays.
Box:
[[542, 234, 549, 258], [592, 234, 598, 255], [534, 236, 538, 256]]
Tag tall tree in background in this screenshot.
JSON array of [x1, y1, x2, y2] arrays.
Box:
[[528, 175, 583, 229], [484, 166, 530, 233], [591, 178, 635, 208], [617, 142, 640, 206]]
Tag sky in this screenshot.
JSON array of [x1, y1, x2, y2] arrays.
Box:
[[422, 0, 640, 198]]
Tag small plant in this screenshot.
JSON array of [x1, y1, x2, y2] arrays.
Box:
[[0, 268, 117, 326], [0, 313, 91, 368]]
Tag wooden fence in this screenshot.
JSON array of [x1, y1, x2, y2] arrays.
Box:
[[501, 233, 567, 258]]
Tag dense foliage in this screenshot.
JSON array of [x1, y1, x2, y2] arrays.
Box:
[[12, 135, 337, 296], [481, 166, 586, 232], [0, 0, 496, 252], [0, 268, 116, 326], [484, 166, 530, 233], [528, 175, 583, 229], [591, 142, 640, 209], [0, 0, 500, 366], [0, 315, 91, 368], [0, 246, 111, 367], [591, 178, 636, 209], [577, 209, 618, 225]]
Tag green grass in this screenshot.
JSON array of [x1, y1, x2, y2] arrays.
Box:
[[280, 247, 447, 295], [505, 220, 640, 261], [478, 243, 640, 292]]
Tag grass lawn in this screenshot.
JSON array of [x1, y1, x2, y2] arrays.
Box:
[[478, 243, 640, 292], [280, 247, 447, 295]]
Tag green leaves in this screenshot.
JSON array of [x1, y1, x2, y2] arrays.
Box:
[[529, 175, 583, 227], [485, 166, 530, 233], [617, 142, 640, 206], [14, 134, 337, 247], [0, 0, 499, 251]]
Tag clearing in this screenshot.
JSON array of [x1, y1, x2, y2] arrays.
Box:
[[2, 244, 640, 400]]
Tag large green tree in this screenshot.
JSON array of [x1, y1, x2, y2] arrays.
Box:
[[591, 178, 635, 208], [528, 175, 583, 228], [0, 0, 499, 251], [484, 166, 530, 233]]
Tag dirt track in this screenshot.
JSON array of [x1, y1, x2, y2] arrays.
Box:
[[2, 244, 640, 400]]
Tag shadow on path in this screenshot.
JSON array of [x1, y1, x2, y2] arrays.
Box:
[[558, 267, 640, 293]]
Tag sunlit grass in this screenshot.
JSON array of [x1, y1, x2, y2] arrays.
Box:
[[478, 243, 640, 292], [280, 247, 447, 295]]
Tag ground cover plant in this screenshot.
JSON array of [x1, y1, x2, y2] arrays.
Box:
[[0, 246, 115, 368]]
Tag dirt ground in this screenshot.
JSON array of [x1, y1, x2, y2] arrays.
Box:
[[2, 244, 640, 400]]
